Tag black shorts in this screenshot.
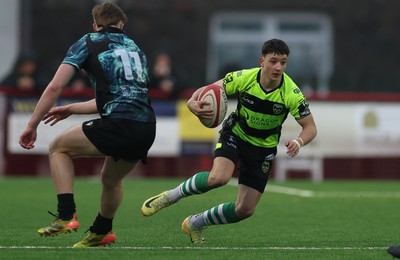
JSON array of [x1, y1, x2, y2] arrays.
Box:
[[82, 118, 156, 163], [214, 129, 276, 193]]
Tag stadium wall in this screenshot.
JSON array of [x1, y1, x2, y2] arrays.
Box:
[[2, 88, 400, 180], [27, 0, 400, 93]]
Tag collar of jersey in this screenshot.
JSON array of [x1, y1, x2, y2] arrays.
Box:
[[98, 26, 124, 34]]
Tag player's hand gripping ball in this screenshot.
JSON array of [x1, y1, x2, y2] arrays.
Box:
[[197, 84, 228, 128]]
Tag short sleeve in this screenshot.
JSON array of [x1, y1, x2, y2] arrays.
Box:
[[287, 87, 311, 120], [223, 70, 245, 95], [62, 34, 90, 70]]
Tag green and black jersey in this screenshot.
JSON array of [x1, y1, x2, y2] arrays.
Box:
[[223, 68, 311, 148]]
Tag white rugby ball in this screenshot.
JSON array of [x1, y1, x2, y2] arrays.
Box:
[[197, 84, 228, 128]]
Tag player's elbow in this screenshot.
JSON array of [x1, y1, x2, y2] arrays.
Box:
[[311, 126, 318, 139]]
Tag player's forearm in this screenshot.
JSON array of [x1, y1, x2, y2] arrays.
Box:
[[67, 99, 97, 114], [27, 85, 62, 129], [297, 125, 317, 147], [296, 114, 317, 147]]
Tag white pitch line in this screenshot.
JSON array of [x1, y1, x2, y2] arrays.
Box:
[[228, 179, 315, 197], [267, 185, 315, 197], [267, 185, 400, 198], [228, 179, 400, 198], [0, 246, 387, 250], [313, 191, 400, 198]]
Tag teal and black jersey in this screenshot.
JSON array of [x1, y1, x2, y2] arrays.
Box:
[[62, 27, 156, 123], [223, 68, 311, 148]]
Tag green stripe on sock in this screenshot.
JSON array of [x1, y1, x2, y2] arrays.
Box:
[[203, 202, 240, 226], [180, 171, 210, 196], [222, 202, 240, 223], [194, 171, 210, 192], [212, 206, 224, 223], [187, 178, 196, 194], [206, 209, 216, 225]]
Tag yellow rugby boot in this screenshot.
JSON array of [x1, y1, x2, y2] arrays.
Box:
[[38, 212, 79, 237]]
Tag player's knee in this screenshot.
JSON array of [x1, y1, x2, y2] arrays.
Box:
[[101, 173, 112, 187], [208, 173, 229, 187], [101, 173, 121, 188], [235, 205, 255, 219], [48, 137, 61, 155], [48, 135, 72, 157]]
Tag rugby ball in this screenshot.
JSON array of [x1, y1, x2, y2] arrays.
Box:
[[197, 84, 228, 128]]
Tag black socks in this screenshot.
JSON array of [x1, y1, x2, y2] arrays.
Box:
[[57, 193, 76, 220], [89, 213, 113, 235], [57, 194, 113, 234]]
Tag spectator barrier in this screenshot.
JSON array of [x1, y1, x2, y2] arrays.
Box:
[[1, 87, 400, 180]]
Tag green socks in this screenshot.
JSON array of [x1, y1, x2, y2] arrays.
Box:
[[168, 171, 211, 201], [190, 202, 240, 229]]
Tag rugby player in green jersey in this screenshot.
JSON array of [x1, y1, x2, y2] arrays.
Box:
[[142, 39, 317, 243]]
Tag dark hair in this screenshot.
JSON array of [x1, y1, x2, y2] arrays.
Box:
[[92, 2, 128, 27], [262, 39, 290, 56]]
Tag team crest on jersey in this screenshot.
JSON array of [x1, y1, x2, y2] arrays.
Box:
[[273, 104, 284, 114], [293, 88, 301, 94], [223, 72, 234, 84]]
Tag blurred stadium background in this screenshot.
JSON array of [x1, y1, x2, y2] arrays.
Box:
[[0, 0, 399, 180]]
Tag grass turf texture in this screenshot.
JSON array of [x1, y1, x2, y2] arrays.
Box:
[[0, 177, 399, 259]]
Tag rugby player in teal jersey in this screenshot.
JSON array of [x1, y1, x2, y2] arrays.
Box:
[[19, 3, 156, 247], [141, 39, 317, 243]]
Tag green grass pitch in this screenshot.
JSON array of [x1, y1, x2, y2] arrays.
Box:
[[0, 177, 399, 259]]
